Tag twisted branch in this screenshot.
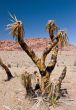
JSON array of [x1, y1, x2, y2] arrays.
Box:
[[0, 58, 13, 81], [54, 66, 67, 99], [46, 46, 58, 73]]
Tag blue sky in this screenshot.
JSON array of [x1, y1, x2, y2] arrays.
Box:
[[0, 0, 76, 45]]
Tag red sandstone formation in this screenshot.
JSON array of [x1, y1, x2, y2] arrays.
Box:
[[0, 38, 76, 51]]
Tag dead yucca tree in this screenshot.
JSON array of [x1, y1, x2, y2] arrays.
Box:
[[0, 58, 13, 81], [7, 15, 68, 103]]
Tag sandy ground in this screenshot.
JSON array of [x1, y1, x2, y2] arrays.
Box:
[[0, 50, 76, 110]]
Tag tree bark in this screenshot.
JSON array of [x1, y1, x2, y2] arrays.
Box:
[[17, 27, 39, 66]]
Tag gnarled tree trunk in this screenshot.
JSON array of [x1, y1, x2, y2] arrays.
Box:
[[17, 28, 59, 93]]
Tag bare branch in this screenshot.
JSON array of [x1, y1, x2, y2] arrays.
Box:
[[42, 20, 58, 62], [55, 66, 67, 99], [58, 66, 67, 84], [42, 39, 58, 63], [46, 20, 58, 42], [18, 37, 39, 65], [46, 46, 58, 73], [7, 16, 39, 66], [42, 30, 68, 63], [0, 58, 13, 81]]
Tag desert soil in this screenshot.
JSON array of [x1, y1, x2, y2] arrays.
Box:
[[0, 50, 76, 110]]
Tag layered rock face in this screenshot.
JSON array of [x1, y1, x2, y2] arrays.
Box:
[[0, 38, 76, 51]]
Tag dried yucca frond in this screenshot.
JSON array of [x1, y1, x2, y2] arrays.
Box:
[[46, 20, 58, 32], [56, 30, 68, 48], [7, 13, 24, 40]]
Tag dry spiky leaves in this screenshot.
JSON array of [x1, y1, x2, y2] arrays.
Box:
[[7, 14, 24, 40], [56, 30, 68, 48]]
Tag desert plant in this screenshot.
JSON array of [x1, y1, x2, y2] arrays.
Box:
[[21, 71, 35, 95], [0, 58, 13, 81], [7, 15, 68, 103]]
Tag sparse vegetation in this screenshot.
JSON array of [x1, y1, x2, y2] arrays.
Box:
[[7, 15, 68, 105]]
